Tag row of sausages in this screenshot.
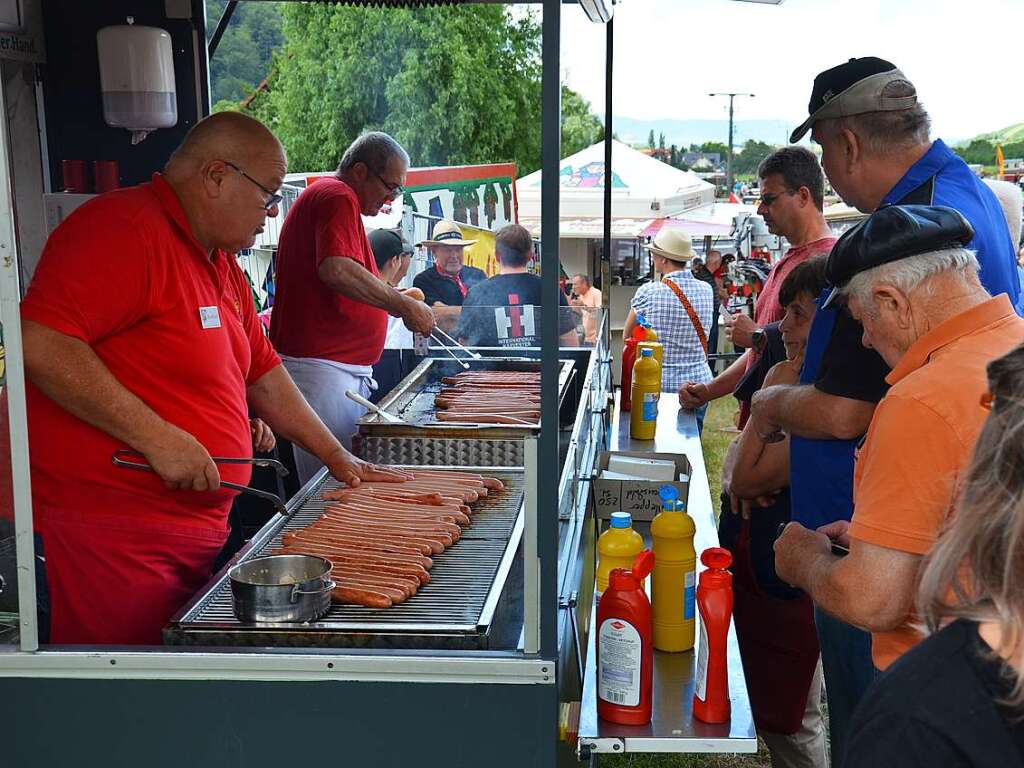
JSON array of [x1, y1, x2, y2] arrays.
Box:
[[434, 371, 541, 425], [273, 469, 505, 609]]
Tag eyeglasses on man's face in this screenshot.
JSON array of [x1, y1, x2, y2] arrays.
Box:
[[373, 170, 404, 200], [224, 161, 283, 211], [759, 189, 797, 208]]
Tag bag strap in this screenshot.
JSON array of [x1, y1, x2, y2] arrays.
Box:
[[662, 277, 708, 357]]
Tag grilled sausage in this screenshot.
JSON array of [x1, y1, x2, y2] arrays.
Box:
[[330, 584, 392, 609]]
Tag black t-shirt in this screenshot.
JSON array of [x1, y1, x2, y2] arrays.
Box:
[[815, 307, 891, 403], [456, 273, 576, 347], [413, 264, 487, 307], [846, 619, 1024, 767], [692, 265, 720, 313]]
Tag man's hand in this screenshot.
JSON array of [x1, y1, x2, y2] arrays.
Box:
[[774, 522, 833, 588], [817, 520, 852, 549], [400, 296, 436, 336], [250, 418, 276, 453], [678, 381, 710, 410], [750, 387, 786, 443], [142, 425, 220, 492], [725, 312, 757, 348], [324, 448, 414, 487]]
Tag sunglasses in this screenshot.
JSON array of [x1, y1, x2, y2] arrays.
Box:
[[224, 161, 283, 211], [759, 190, 797, 207]]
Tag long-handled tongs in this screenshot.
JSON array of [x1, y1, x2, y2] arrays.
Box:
[[112, 449, 291, 518], [430, 326, 482, 368]]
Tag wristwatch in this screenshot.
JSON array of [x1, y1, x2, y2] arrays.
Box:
[[751, 329, 767, 354]]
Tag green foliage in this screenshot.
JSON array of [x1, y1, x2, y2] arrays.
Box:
[[648, 129, 656, 149], [205, 0, 282, 105], [658, 131, 665, 151], [561, 87, 604, 159], [955, 139, 997, 165], [733, 139, 774, 175], [700, 141, 729, 157]]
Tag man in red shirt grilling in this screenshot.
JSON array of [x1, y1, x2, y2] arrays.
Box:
[[19, 113, 406, 645]]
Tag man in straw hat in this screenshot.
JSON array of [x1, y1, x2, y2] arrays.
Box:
[[624, 227, 714, 430], [270, 131, 435, 485], [413, 219, 488, 308]]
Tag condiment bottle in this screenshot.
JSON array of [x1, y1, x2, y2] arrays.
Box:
[[629, 348, 661, 440], [637, 339, 664, 366], [596, 511, 645, 600], [693, 547, 734, 724], [597, 550, 655, 725], [651, 485, 697, 652], [620, 316, 651, 411]]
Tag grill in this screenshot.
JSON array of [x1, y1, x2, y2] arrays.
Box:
[[165, 466, 525, 650], [355, 357, 575, 466]]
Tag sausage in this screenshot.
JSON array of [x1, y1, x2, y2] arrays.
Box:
[[282, 533, 435, 573], [327, 498, 468, 521], [287, 546, 431, 584], [411, 470, 505, 491], [278, 545, 431, 585], [284, 528, 435, 559], [320, 509, 463, 539], [317, 517, 456, 549], [330, 584, 392, 609], [324, 501, 469, 527]]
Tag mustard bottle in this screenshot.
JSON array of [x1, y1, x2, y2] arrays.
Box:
[[651, 485, 697, 651], [637, 340, 664, 366], [629, 348, 661, 440], [596, 511, 645, 600]]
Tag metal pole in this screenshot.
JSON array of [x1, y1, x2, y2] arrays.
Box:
[[709, 92, 754, 197], [602, 18, 613, 293], [539, 0, 560, 659], [207, 0, 238, 60]]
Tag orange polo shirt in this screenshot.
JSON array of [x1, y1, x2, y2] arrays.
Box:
[[849, 294, 1024, 670]]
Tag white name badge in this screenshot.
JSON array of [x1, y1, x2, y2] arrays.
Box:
[[199, 306, 222, 329]]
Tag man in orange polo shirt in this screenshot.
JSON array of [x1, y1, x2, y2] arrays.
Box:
[[774, 205, 1024, 672], [19, 113, 406, 645]]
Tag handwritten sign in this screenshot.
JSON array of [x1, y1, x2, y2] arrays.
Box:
[[593, 450, 692, 521]]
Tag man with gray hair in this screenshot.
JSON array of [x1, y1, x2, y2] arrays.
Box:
[[270, 131, 435, 483], [774, 205, 1024, 681]]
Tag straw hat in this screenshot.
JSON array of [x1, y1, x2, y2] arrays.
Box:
[[417, 219, 478, 247], [644, 228, 694, 263]]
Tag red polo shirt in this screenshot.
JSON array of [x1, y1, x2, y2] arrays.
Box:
[[269, 177, 388, 365], [21, 173, 281, 534]]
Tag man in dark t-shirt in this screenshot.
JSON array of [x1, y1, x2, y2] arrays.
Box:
[[456, 224, 579, 348], [412, 220, 487, 307]]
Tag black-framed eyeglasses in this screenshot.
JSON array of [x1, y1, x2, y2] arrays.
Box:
[[373, 171, 404, 200], [224, 161, 284, 211], [759, 189, 797, 207]]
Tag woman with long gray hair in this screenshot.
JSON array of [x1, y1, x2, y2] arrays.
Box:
[[845, 343, 1024, 766]]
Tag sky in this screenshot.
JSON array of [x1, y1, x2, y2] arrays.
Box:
[[557, 0, 1023, 143]]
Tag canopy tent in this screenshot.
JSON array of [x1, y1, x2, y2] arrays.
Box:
[[517, 139, 715, 235]]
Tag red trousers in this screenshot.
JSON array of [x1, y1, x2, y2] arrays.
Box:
[[37, 507, 227, 645]]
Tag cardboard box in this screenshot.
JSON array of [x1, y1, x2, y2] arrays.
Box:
[[593, 450, 692, 521]]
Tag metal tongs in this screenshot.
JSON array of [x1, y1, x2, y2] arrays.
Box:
[[345, 389, 405, 424], [430, 326, 481, 369], [112, 449, 291, 518]]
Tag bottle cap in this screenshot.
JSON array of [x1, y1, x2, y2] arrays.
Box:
[[641, 348, 653, 357], [610, 511, 632, 529], [631, 549, 655, 579], [659, 484, 678, 510], [701, 547, 733, 570]]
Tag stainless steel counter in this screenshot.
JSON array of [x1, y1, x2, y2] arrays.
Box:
[[577, 392, 757, 756]]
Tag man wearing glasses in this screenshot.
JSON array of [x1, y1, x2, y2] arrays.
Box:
[[17, 113, 407, 645], [270, 131, 435, 484]]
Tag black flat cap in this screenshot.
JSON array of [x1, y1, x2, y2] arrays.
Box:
[[821, 205, 975, 309]]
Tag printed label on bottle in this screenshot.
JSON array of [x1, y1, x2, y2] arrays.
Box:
[[684, 571, 696, 621], [694, 619, 709, 702], [598, 617, 642, 707], [642, 392, 658, 421]]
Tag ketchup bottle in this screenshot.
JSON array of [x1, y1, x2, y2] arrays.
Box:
[[621, 316, 651, 411], [693, 547, 733, 724], [597, 550, 655, 725]]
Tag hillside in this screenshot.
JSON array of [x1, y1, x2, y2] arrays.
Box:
[[960, 122, 1024, 146], [604, 116, 792, 149]]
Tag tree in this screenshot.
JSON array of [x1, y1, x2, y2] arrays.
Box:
[[648, 130, 656, 149], [658, 132, 665, 151], [953, 139, 996, 166], [239, 4, 600, 176], [205, 1, 283, 105], [733, 139, 774, 175], [700, 141, 730, 158]]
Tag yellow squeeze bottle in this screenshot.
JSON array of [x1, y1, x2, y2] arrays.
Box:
[[651, 485, 697, 651], [596, 511, 644, 600], [630, 348, 661, 440]]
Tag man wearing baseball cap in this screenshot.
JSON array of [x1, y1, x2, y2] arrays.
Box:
[[753, 58, 1022, 763], [772, 205, 1024, 762]]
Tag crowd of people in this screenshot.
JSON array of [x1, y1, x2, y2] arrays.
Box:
[[678, 56, 1024, 767]]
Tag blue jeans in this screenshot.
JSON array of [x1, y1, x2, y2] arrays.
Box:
[[695, 403, 708, 436], [814, 607, 875, 768]]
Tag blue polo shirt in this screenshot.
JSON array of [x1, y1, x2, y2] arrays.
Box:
[[882, 138, 1019, 308]]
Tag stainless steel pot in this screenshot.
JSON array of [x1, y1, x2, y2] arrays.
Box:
[[229, 554, 334, 623]]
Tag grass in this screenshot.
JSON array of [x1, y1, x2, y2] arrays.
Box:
[[601, 396, 772, 768]]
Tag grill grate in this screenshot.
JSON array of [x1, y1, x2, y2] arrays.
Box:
[[165, 467, 524, 648]]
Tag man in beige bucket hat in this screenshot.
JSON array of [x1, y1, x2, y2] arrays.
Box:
[[413, 219, 487, 308]]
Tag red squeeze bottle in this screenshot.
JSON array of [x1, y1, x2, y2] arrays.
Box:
[[597, 550, 655, 725], [620, 324, 648, 411], [693, 547, 733, 724]]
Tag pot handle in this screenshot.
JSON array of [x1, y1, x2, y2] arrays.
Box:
[[290, 580, 336, 602]]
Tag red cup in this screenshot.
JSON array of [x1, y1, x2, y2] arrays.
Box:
[[61, 160, 89, 193], [93, 160, 120, 193]]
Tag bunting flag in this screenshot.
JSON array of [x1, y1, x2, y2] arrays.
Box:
[[997, 144, 1006, 179]]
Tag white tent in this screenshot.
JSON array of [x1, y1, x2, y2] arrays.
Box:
[[517, 139, 715, 226]]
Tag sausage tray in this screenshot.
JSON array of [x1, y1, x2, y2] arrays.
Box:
[[164, 465, 525, 650]]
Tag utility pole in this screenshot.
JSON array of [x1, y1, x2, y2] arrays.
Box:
[[709, 92, 755, 197]]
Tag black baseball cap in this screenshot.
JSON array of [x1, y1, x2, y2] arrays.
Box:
[[821, 205, 975, 309], [790, 57, 917, 143], [368, 227, 413, 270]]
